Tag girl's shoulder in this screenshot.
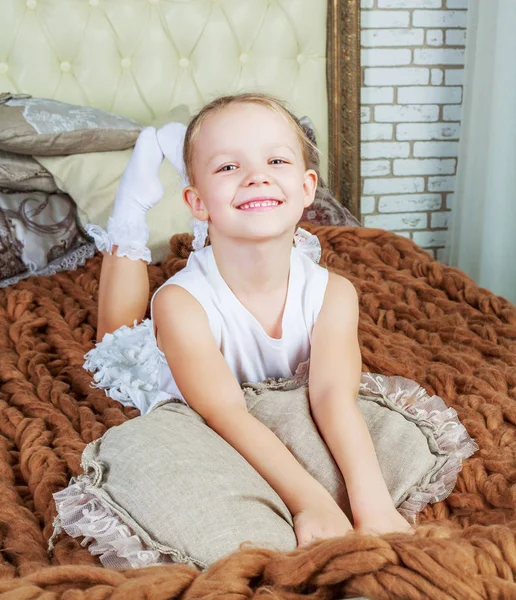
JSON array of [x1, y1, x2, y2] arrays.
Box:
[[322, 271, 358, 309], [151, 246, 217, 318], [151, 246, 223, 343]]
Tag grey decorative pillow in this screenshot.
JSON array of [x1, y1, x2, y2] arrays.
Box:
[[0, 93, 141, 156], [300, 116, 361, 227], [0, 150, 58, 193], [52, 374, 476, 569], [0, 190, 93, 287]]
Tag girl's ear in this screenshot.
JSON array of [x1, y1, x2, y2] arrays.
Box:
[[302, 169, 318, 208], [183, 186, 209, 221]]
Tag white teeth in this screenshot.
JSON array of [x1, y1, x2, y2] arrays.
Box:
[[238, 200, 280, 210]]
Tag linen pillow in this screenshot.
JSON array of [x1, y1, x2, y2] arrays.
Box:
[[0, 93, 141, 156], [54, 374, 475, 569], [245, 374, 460, 522]]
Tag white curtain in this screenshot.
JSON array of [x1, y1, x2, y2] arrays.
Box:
[[447, 0, 516, 304]]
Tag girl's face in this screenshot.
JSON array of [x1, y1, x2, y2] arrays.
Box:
[[183, 103, 317, 244]]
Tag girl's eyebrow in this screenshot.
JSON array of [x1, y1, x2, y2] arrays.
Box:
[[205, 150, 234, 165], [264, 143, 298, 156], [206, 144, 298, 165]]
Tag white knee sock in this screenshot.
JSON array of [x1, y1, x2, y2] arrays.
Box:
[[86, 127, 164, 263], [157, 122, 189, 187]]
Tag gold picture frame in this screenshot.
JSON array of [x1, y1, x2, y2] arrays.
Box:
[[327, 0, 361, 220]]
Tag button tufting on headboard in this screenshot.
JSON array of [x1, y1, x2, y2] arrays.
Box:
[[0, 0, 329, 175]]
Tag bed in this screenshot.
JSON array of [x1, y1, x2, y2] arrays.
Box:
[[0, 1, 515, 599]]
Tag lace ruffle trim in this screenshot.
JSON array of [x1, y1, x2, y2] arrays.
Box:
[[0, 242, 96, 289], [84, 318, 171, 415], [359, 372, 478, 522], [52, 476, 171, 570], [190, 218, 209, 252], [294, 227, 322, 264], [85, 218, 152, 263]]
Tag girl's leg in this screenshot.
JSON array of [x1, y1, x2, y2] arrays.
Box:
[[96, 251, 149, 342], [87, 127, 164, 342], [93, 123, 189, 342]]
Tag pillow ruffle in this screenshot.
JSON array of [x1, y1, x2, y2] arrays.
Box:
[[51, 475, 170, 570], [357, 372, 478, 522]]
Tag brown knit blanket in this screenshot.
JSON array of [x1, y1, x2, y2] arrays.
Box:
[[0, 225, 514, 599]]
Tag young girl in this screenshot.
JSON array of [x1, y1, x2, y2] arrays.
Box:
[[81, 93, 414, 548]]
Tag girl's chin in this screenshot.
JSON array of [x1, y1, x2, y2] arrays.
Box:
[[236, 225, 299, 242], [210, 213, 302, 241]]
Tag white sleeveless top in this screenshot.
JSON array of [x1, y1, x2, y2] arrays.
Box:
[[151, 245, 329, 404]]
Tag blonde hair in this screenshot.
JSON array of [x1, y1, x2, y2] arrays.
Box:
[[183, 92, 320, 185]]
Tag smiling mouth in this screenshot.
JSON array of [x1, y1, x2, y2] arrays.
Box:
[[237, 199, 283, 210]]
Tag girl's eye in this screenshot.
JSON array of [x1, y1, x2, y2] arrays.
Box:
[[219, 164, 237, 172], [270, 159, 286, 165]]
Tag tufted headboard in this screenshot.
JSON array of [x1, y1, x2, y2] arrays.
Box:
[[0, 0, 360, 216]]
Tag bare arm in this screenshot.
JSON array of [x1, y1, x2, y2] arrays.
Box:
[[96, 249, 149, 342], [309, 272, 412, 534], [152, 285, 343, 526]]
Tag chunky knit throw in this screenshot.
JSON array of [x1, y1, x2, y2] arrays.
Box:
[[0, 225, 514, 599]]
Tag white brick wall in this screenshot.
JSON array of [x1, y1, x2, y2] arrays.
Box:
[[360, 0, 468, 259]]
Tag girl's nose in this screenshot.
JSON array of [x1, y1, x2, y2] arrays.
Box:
[[243, 170, 271, 186]]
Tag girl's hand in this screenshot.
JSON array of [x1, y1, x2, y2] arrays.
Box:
[[354, 507, 415, 536], [293, 499, 353, 547]]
